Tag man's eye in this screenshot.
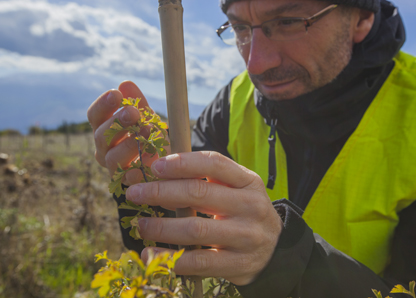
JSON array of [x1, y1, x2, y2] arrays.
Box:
[[277, 19, 299, 26], [232, 25, 248, 33]]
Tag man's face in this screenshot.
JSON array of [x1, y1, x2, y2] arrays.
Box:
[[227, 0, 356, 101]]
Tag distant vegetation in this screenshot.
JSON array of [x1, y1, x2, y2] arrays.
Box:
[[0, 121, 93, 136], [1, 114, 197, 137]]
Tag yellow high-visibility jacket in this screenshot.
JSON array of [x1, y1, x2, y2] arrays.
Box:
[[227, 51, 416, 274]]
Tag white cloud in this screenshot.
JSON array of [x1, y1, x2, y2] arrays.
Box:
[[0, 0, 245, 91]]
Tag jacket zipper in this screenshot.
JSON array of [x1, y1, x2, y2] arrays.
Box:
[[267, 117, 278, 189]]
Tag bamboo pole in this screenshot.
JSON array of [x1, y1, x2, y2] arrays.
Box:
[[158, 1, 203, 297]]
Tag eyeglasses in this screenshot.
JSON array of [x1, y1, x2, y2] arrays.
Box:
[[216, 4, 338, 46]]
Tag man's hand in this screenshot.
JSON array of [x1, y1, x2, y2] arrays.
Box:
[[126, 151, 283, 286], [87, 81, 170, 185]]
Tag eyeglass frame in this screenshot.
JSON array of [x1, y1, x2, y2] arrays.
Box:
[[216, 4, 339, 45]]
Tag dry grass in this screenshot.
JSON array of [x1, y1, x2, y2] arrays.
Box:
[[0, 134, 126, 298]]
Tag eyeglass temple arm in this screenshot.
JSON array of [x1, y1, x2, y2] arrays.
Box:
[[304, 4, 338, 28], [216, 21, 230, 37]]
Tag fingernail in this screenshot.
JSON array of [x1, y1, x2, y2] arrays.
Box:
[[138, 218, 148, 230], [121, 108, 131, 124], [152, 158, 166, 175], [127, 185, 142, 201], [106, 91, 117, 107]]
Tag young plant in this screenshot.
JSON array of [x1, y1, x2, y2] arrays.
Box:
[[95, 97, 241, 298], [104, 97, 169, 247], [91, 249, 184, 298]]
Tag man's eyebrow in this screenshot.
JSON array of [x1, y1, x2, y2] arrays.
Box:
[[264, 3, 303, 17], [227, 3, 304, 22]]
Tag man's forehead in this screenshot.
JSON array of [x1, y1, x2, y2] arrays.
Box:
[[221, 0, 317, 14], [220, 0, 381, 13], [224, 0, 317, 19]]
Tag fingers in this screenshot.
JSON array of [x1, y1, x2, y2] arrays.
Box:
[[141, 248, 269, 286], [89, 81, 160, 173], [136, 216, 256, 249], [124, 150, 282, 285], [93, 106, 144, 167], [87, 89, 123, 132], [101, 134, 139, 173], [150, 151, 266, 191], [127, 178, 252, 216]]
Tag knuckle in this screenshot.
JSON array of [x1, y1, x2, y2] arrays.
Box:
[[94, 150, 106, 168], [251, 201, 271, 219], [248, 229, 265, 248], [125, 135, 139, 151], [153, 218, 164, 239], [207, 151, 227, 170], [193, 253, 210, 272], [187, 218, 209, 240], [175, 153, 186, 171], [124, 169, 142, 185], [145, 181, 160, 201], [186, 179, 208, 201], [94, 128, 109, 157], [236, 256, 254, 273], [104, 151, 118, 169]]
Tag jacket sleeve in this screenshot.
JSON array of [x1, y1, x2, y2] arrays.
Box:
[[236, 199, 416, 298]]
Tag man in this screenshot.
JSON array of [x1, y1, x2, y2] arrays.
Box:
[[87, 0, 416, 297]]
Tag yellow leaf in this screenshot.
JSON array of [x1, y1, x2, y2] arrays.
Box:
[[391, 284, 413, 295], [94, 251, 108, 263], [167, 249, 184, 270], [91, 267, 124, 297], [119, 250, 145, 271], [120, 287, 137, 298]]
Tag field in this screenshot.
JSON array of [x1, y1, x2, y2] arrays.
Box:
[[0, 133, 126, 298]]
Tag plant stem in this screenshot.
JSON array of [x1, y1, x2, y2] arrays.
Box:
[[135, 132, 148, 183]]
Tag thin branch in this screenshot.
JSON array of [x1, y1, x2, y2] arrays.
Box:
[[135, 131, 148, 183]]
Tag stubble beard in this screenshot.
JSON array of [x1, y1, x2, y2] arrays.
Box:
[[249, 20, 354, 101]]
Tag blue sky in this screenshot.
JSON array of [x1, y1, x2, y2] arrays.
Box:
[[0, 0, 415, 133]]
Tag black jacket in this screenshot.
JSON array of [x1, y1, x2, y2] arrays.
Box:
[[114, 1, 416, 297]]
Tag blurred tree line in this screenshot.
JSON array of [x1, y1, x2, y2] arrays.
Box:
[[0, 121, 93, 136]]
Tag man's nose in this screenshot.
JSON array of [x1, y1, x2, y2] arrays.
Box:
[[245, 28, 283, 75]]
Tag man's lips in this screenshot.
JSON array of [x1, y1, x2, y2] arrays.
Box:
[[258, 79, 297, 93], [260, 78, 296, 87]]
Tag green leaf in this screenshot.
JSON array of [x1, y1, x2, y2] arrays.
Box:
[[120, 216, 135, 229], [127, 125, 141, 134], [118, 201, 143, 211], [103, 118, 125, 145], [109, 177, 124, 198], [137, 204, 156, 215], [410, 281, 416, 297], [372, 289, 383, 298], [143, 239, 156, 247], [129, 226, 142, 240], [130, 159, 142, 169]]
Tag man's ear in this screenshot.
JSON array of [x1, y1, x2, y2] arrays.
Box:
[[352, 10, 375, 44]]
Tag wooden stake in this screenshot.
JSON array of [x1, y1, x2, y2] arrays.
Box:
[[158, 1, 203, 297]]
